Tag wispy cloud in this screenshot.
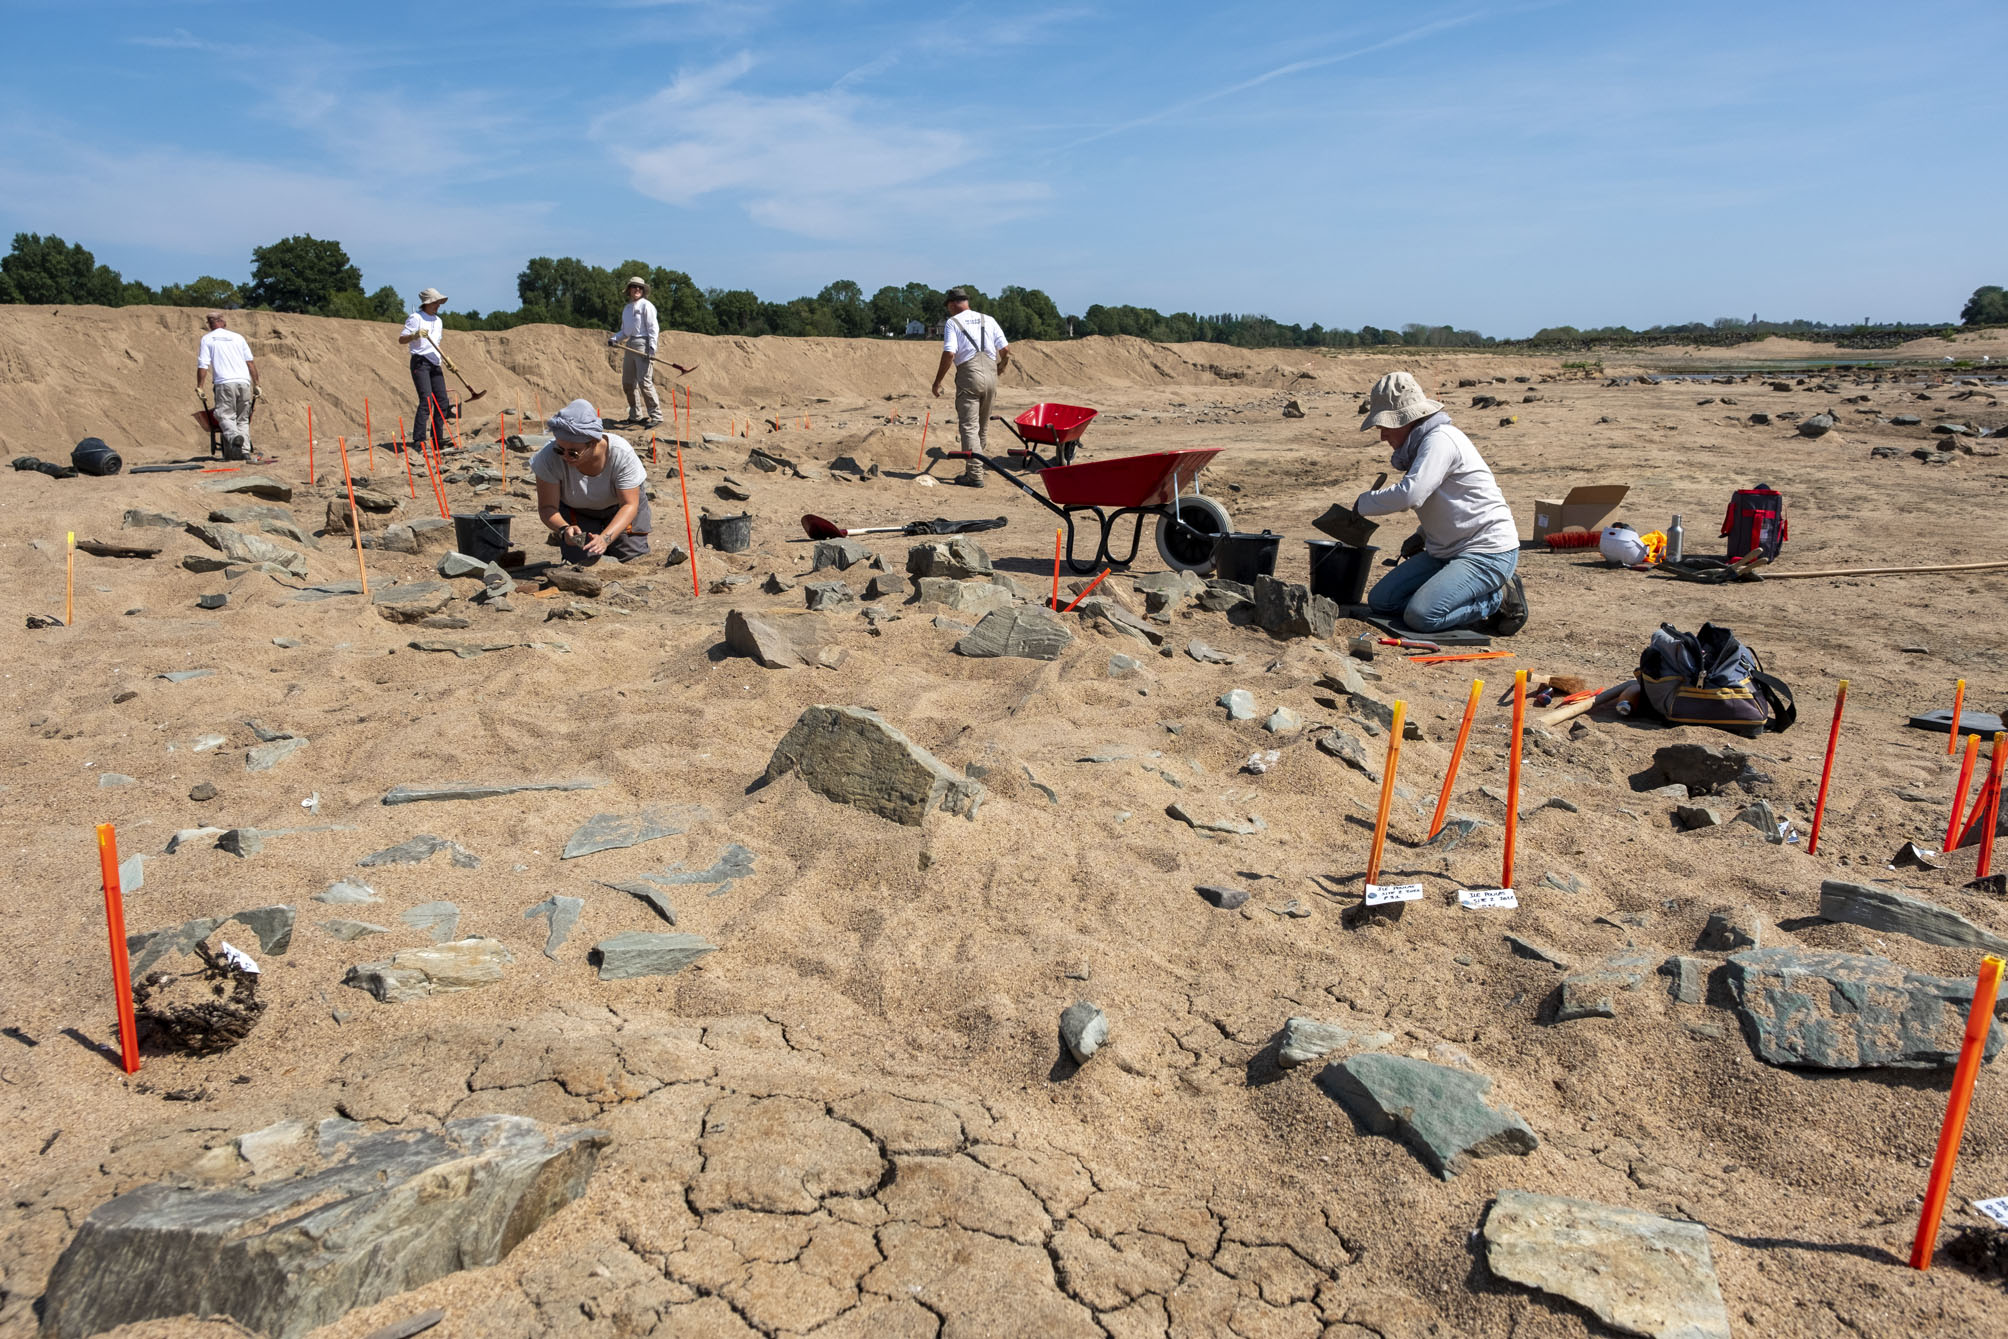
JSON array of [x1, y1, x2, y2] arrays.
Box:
[[128, 28, 213, 51]]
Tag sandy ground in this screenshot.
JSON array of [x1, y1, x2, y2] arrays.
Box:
[[2, 308, 2007, 1338]]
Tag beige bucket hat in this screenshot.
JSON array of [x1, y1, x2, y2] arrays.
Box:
[[417, 286, 448, 306], [1359, 371, 1444, 431], [625, 275, 649, 294]]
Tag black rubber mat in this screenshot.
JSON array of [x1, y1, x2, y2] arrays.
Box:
[[1336, 605, 1494, 648]]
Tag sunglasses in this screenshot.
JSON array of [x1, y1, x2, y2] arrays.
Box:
[[558, 442, 596, 458]]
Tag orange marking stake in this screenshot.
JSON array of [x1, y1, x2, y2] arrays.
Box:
[[1051, 528, 1063, 609], [336, 437, 370, 596], [1910, 953, 2005, 1269], [1947, 735, 1980, 855], [1978, 733, 2007, 880], [96, 823, 141, 1074], [1429, 678, 1485, 840], [674, 439, 700, 599], [1807, 679, 1849, 855], [1948, 680, 1966, 753], [1060, 568, 1110, 613], [306, 404, 315, 482], [1364, 700, 1409, 890], [1503, 670, 1527, 890], [650, 430, 658, 465], [364, 398, 374, 473], [1409, 651, 1515, 665], [917, 408, 931, 471], [65, 531, 75, 625]]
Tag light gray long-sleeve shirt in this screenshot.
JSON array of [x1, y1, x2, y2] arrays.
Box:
[[1352, 412, 1519, 559]]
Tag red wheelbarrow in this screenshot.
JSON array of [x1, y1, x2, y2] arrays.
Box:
[[936, 402, 1231, 574]]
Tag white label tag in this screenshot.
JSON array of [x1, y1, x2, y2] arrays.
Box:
[[216, 940, 260, 975], [1365, 883, 1424, 906], [1975, 1196, 2008, 1228], [1459, 888, 1519, 910]]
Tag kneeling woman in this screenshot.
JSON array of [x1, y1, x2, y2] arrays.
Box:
[[533, 399, 652, 565]]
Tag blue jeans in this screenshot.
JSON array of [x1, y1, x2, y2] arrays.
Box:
[[1367, 548, 1518, 632]]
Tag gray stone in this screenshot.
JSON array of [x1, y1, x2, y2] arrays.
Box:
[[381, 778, 602, 805], [371, 581, 453, 623], [562, 804, 708, 859], [371, 524, 420, 554], [216, 828, 267, 858], [1650, 743, 1752, 796], [906, 536, 993, 580], [1166, 802, 1265, 836], [1798, 412, 1835, 438], [1698, 904, 1761, 952], [1504, 935, 1569, 969], [158, 669, 216, 683], [1196, 884, 1249, 910], [863, 573, 906, 601], [230, 905, 295, 955], [1482, 1189, 1731, 1339], [1135, 568, 1204, 618], [1075, 596, 1163, 646], [342, 938, 513, 1003], [399, 901, 461, 943], [544, 567, 601, 598], [1661, 955, 1706, 1005], [290, 580, 365, 603], [591, 931, 719, 980], [98, 772, 136, 789], [1059, 1001, 1108, 1063], [246, 736, 309, 772], [913, 576, 1015, 616], [523, 896, 584, 958], [1107, 653, 1142, 679], [436, 551, 489, 579], [321, 920, 389, 942], [163, 827, 226, 854], [1219, 688, 1258, 721], [724, 609, 806, 668], [1263, 707, 1303, 734], [1817, 879, 2008, 954], [1186, 639, 1237, 665], [955, 606, 1073, 660], [811, 538, 872, 571], [1314, 729, 1376, 779], [356, 835, 479, 868], [40, 1116, 605, 1339], [758, 705, 984, 825], [1725, 946, 2006, 1069], [1891, 413, 1922, 426], [1318, 1052, 1537, 1179], [1277, 1018, 1395, 1068], [1251, 575, 1337, 640], [184, 523, 307, 576], [1731, 798, 1786, 842], [199, 473, 293, 501], [123, 509, 185, 529], [127, 918, 226, 976], [315, 880, 380, 904], [803, 580, 856, 611], [761, 572, 796, 595], [1674, 804, 1722, 831], [1556, 955, 1652, 1021], [1349, 689, 1425, 740]]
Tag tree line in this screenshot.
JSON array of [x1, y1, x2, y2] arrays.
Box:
[[2, 230, 1998, 351]]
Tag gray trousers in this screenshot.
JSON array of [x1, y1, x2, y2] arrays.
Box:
[[955, 355, 996, 453], [212, 380, 254, 451], [622, 350, 660, 420]]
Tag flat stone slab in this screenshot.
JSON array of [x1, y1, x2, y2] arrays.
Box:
[[185, 523, 308, 576], [200, 473, 293, 501], [315, 880, 380, 903], [724, 609, 807, 668], [561, 803, 709, 859], [356, 834, 480, 868], [605, 843, 756, 921], [343, 938, 512, 1003], [1483, 1189, 1731, 1339], [40, 1116, 604, 1339], [321, 920, 389, 942], [382, 778, 603, 805], [246, 736, 309, 772], [1167, 802, 1265, 836], [955, 607, 1074, 660], [290, 580, 365, 602], [1725, 945, 2005, 1069], [1817, 879, 2008, 954], [399, 901, 461, 943], [370, 582, 452, 623], [591, 931, 719, 980], [1277, 1017, 1395, 1069], [524, 896, 583, 958], [1319, 1052, 1537, 1179], [758, 705, 984, 826]]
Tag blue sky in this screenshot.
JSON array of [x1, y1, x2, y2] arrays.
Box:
[[3, 0, 2001, 336]]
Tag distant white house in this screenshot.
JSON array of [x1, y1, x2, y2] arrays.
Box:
[[904, 319, 926, 337]]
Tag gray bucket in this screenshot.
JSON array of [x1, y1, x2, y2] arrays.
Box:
[[700, 512, 753, 552]]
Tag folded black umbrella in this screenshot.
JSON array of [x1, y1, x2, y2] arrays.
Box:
[[802, 514, 1008, 540]]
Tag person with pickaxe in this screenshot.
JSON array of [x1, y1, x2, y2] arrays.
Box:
[[398, 287, 456, 454], [196, 312, 259, 460]]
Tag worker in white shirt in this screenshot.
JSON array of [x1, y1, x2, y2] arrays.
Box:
[[608, 276, 662, 427], [397, 287, 452, 451], [195, 312, 259, 460], [930, 288, 1011, 467]]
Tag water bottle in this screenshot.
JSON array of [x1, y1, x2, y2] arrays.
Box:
[[1667, 514, 1684, 563]]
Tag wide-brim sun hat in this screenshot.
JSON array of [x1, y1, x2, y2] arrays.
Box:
[[417, 287, 448, 305], [1359, 371, 1444, 431], [548, 399, 605, 444], [625, 276, 648, 294]]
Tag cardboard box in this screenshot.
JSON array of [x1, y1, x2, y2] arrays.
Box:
[[1530, 483, 1629, 541]]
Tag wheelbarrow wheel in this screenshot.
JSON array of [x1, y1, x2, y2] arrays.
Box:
[[1155, 494, 1230, 573]]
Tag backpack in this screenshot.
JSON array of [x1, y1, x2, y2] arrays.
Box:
[[1637, 622, 1796, 736], [1721, 486, 1787, 560]]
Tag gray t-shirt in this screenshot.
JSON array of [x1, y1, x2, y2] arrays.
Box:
[[531, 434, 647, 510]]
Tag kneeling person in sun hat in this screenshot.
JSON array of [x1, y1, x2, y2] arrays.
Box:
[[1352, 371, 1527, 635], [531, 399, 653, 565]]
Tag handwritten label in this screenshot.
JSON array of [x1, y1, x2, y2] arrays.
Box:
[[1365, 883, 1425, 906], [1975, 1196, 2008, 1228], [1459, 888, 1519, 910]]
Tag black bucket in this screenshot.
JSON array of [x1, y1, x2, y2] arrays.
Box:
[[71, 437, 123, 476], [1212, 531, 1281, 586], [700, 512, 753, 553], [1307, 540, 1379, 606], [452, 512, 513, 564]]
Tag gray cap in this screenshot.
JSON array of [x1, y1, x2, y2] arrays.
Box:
[[1359, 371, 1444, 431], [943, 288, 969, 305], [548, 398, 605, 443]]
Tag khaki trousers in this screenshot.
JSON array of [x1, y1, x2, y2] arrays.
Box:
[[622, 350, 660, 420], [954, 355, 996, 454], [212, 380, 254, 452]]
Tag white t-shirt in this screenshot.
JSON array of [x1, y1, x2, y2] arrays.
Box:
[[617, 298, 659, 352], [531, 433, 647, 511], [942, 311, 1008, 366], [197, 329, 255, 385], [402, 312, 443, 364]]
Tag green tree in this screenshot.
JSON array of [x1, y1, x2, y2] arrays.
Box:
[[990, 285, 1064, 341], [0, 233, 132, 306], [710, 288, 764, 336], [158, 275, 241, 308], [816, 280, 870, 337], [369, 285, 404, 320], [1960, 285, 2008, 326], [647, 267, 718, 334], [245, 235, 363, 313]]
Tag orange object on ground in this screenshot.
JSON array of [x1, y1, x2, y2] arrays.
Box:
[[1978, 734, 2007, 880], [1807, 680, 1849, 855], [1060, 568, 1110, 613], [95, 823, 141, 1074], [1503, 671, 1527, 889], [917, 409, 931, 470], [336, 436, 370, 596], [1910, 954, 2005, 1269], [1364, 701, 1408, 887], [1946, 735, 1980, 855], [674, 439, 699, 598], [1429, 679, 1484, 840], [1949, 680, 1966, 754], [1408, 651, 1515, 665]]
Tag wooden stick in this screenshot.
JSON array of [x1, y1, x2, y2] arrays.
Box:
[[336, 436, 370, 597], [1761, 560, 2008, 580], [1979, 733, 2007, 880], [95, 823, 141, 1074], [1503, 671, 1527, 889], [1807, 679, 1849, 855], [1429, 679, 1484, 840], [1949, 680, 1966, 754], [917, 408, 931, 471], [1365, 701, 1408, 887], [1947, 734, 1981, 854], [65, 531, 75, 625], [674, 438, 700, 598], [1535, 680, 1629, 729], [1910, 953, 2005, 1269]]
